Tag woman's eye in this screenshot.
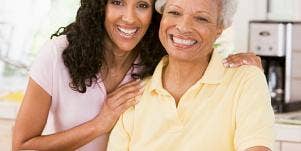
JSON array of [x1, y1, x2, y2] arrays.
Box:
[[138, 3, 150, 9], [168, 11, 180, 16], [196, 17, 209, 22], [111, 0, 123, 6]]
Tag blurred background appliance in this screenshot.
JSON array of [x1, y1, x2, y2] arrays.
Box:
[[249, 20, 301, 113]]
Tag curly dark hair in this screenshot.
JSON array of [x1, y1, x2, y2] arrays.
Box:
[[51, 0, 166, 93]]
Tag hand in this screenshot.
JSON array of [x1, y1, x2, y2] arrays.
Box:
[[223, 52, 263, 70], [94, 79, 144, 134]]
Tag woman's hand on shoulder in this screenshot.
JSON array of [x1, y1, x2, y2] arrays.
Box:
[[93, 79, 144, 134], [223, 52, 262, 70]]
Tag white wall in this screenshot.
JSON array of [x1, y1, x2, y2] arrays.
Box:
[[232, 0, 267, 51]]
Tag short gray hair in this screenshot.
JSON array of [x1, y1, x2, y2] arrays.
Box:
[[155, 0, 238, 28]]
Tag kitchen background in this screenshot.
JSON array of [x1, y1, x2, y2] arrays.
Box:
[[0, 0, 301, 150]]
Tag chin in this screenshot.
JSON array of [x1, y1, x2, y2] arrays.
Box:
[[117, 44, 137, 52], [169, 53, 193, 62]]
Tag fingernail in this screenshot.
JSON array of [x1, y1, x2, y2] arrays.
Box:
[[139, 87, 145, 93], [140, 81, 145, 87], [135, 96, 141, 103], [242, 60, 248, 64], [223, 62, 229, 67]]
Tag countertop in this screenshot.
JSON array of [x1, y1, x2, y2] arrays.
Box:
[[275, 111, 301, 143]]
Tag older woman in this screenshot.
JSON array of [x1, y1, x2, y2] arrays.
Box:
[[107, 0, 275, 151]]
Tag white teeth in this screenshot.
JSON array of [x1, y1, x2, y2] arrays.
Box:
[[117, 26, 138, 36], [172, 36, 197, 46]]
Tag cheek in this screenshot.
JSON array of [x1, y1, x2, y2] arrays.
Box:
[[159, 19, 169, 45], [105, 6, 121, 25], [137, 10, 153, 27], [196, 27, 218, 42], [159, 16, 170, 36]]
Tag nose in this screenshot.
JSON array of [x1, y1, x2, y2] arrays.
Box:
[[176, 15, 193, 34], [121, 7, 136, 24]]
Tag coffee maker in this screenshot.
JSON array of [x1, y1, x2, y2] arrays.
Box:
[[249, 20, 301, 113]]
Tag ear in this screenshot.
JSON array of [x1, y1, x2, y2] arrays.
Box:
[[215, 25, 224, 40]]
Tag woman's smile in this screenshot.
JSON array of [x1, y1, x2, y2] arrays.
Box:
[[116, 25, 139, 39], [169, 34, 198, 49]]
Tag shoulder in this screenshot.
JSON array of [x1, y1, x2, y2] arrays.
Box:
[[226, 65, 266, 83], [48, 35, 69, 55], [35, 35, 68, 58], [30, 35, 70, 77], [35, 35, 70, 65]]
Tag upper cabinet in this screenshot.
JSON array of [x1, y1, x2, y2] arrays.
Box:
[[267, 0, 301, 21]]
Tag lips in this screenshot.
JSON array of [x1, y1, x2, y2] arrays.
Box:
[[117, 25, 139, 39], [169, 34, 198, 48]]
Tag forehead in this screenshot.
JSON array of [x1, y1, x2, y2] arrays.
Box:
[[165, 0, 219, 13]]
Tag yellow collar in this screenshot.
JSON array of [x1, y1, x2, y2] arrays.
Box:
[[149, 50, 226, 93]]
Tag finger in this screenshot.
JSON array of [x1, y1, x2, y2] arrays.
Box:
[[223, 55, 244, 68], [118, 79, 142, 89], [225, 52, 258, 64], [227, 58, 245, 68], [226, 52, 246, 59], [109, 79, 141, 96], [255, 56, 264, 70], [108, 80, 144, 100], [223, 54, 243, 65], [224, 53, 264, 69], [114, 99, 138, 116], [110, 88, 143, 108], [250, 56, 263, 70], [226, 52, 257, 61]]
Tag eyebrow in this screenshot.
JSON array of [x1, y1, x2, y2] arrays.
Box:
[[167, 4, 211, 15], [138, 0, 152, 4], [167, 4, 182, 9], [195, 11, 211, 16]]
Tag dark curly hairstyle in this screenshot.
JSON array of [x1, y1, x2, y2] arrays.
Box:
[[51, 0, 166, 93]]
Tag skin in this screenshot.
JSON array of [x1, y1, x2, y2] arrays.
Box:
[[159, 0, 270, 151], [223, 52, 263, 70], [13, 0, 262, 150]]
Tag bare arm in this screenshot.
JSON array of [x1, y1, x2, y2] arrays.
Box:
[[246, 146, 271, 151], [13, 78, 143, 151]]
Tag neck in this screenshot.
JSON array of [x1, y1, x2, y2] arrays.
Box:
[[105, 50, 136, 69], [103, 40, 137, 70], [101, 39, 138, 82], [163, 54, 211, 103]]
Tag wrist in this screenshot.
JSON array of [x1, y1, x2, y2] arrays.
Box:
[[91, 116, 111, 136]]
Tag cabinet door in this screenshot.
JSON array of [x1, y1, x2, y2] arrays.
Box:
[[268, 0, 294, 20], [268, 0, 301, 21], [281, 142, 301, 151]]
